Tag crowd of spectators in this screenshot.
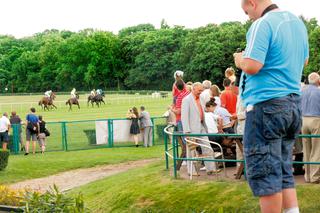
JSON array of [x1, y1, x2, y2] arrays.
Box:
[[163, 69, 320, 185], [0, 107, 49, 155]]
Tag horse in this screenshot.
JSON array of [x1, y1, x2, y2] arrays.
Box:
[[87, 94, 105, 107], [66, 93, 80, 111], [38, 93, 57, 111]]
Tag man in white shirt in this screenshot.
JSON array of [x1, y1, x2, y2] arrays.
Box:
[[200, 80, 212, 106], [0, 112, 11, 151]]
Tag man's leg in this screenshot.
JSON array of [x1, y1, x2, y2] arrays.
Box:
[[260, 192, 282, 213], [148, 127, 152, 147], [309, 117, 320, 183], [2, 142, 7, 151], [142, 127, 148, 147], [302, 117, 311, 182]]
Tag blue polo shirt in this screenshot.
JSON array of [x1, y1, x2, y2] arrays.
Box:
[[240, 11, 309, 106], [26, 114, 39, 123]]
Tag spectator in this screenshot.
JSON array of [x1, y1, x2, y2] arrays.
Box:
[[0, 112, 11, 151], [10, 111, 24, 151], [200, 80, 212, 106], [127, 107, 140, 147], [220, 78, 237, 115], [139, 106, 153, 147], [163, 105, 176, 144], [25, 107, 40, 155], [171, 79, 190, 170], [301, 72, 320, 183], [210, 85, 221, 107], [172, 70, 185, 104], [225, 67, 236, 84], [233, 0, 309, 212], [234, 96, 246, 169], [204, 100, 223, 148], [181, 82, 219, 175], [38, 115, 47, 154]]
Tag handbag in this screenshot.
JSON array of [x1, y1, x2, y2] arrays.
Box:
[[44, 128, 50, 137]]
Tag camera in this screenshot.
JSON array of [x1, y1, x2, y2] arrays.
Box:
[[234, 48, 243, 87]]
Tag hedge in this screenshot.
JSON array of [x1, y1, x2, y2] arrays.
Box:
[[0, 150, 9, 171]]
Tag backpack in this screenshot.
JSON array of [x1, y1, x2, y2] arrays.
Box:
[[27, 122, 38, 134]]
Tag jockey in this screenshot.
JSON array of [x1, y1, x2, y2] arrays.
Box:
[[44, 90, 52, 98], [71, 88, 76, 98], [90, 89, 96, 97], [96, 89, 102, 95]]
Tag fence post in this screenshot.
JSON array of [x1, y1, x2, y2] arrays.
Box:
[[164, 128, 169, 170], [110, 120, 114, 147], [151, 118, 155, 146], [12, 124, 20, 154], [107, 119, 113, 147], [64, 122, 68, 151], [172, 135, 177, 178], [61, 122, 68, 151]]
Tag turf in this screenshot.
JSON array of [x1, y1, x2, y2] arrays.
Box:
[[69, 161, 320, 213], [0, 146, 163, 185]]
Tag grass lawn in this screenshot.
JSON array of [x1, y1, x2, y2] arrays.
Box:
[[69, 161, 320, 213], [0, 94, 171, 122], [0, 146, 163, 185]]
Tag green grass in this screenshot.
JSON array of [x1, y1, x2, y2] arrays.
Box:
[[1, 93, 170, 152], [0, 146, 163, 185], [0, 94, 171, 122], [69, 161, 320, 213]]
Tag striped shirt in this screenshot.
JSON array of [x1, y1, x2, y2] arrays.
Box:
[[175, 89, 190, 122]]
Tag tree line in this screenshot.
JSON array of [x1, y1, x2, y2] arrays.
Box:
[[0, 17, 319, 93]]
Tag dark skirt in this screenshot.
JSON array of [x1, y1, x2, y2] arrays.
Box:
[[130, 118, 140, 134]]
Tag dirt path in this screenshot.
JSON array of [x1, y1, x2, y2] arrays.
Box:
[[10, 159, 159, 193]]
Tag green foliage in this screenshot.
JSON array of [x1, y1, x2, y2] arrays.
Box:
[[0, 150, 9, 171], [24, 185, 87, 213], [0, 17, 318, 92]]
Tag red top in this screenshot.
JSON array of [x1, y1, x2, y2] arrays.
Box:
[[172, 82, 187, 98], [175, 89, 190, 122], [220, 87, 238, 114]]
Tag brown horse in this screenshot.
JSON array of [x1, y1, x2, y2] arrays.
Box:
[[66, 94, 80, 111], [39, 93, 57, 111]]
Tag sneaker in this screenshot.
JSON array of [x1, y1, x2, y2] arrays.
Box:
[[207, 169, 222, 175], [200, 166, 206, 171], [24, 153, 29, 156]]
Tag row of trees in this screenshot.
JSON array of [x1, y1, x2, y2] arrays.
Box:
[[0, 18, 319, 92]]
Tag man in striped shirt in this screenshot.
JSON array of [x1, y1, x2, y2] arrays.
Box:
[[171, 79, 190, 170]]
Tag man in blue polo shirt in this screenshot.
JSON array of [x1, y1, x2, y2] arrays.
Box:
[[25, 107, 39, 155], [234, 0, 309, 212]]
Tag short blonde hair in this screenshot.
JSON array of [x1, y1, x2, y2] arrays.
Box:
[[210, 85, 221, 97], [225, 67, 235, 77]]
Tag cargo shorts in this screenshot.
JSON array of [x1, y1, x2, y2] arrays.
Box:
[[244, 94, 301, 196]]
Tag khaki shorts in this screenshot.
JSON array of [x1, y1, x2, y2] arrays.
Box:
[[37, 133, 46, 147]]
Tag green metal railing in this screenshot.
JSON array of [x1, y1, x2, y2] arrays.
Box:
[[163, 128, 320, 179], [8, 116, 166, 154]]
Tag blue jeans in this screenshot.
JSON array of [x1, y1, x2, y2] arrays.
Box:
[[244, 94, 301, 196]]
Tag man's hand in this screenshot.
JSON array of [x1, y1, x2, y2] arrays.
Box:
[[233, 52, 243, 69]]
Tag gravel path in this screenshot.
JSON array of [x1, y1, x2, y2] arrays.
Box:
[[10, 159, 159, 192]]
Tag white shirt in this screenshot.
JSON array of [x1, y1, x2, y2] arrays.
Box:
[[0, 116, 10, 133], [214, 106, 231, 126], [213, 96, 221, 107], [204, 112, 219, 133], [200, 89, 211, 106]]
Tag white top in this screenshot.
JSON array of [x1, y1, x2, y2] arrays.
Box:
[[213, 96, 221, 107], [200, 89, 211, 106], [214, 106, 231, 126], [204, 112, 219, 133], [0, 116, 10, 133]]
